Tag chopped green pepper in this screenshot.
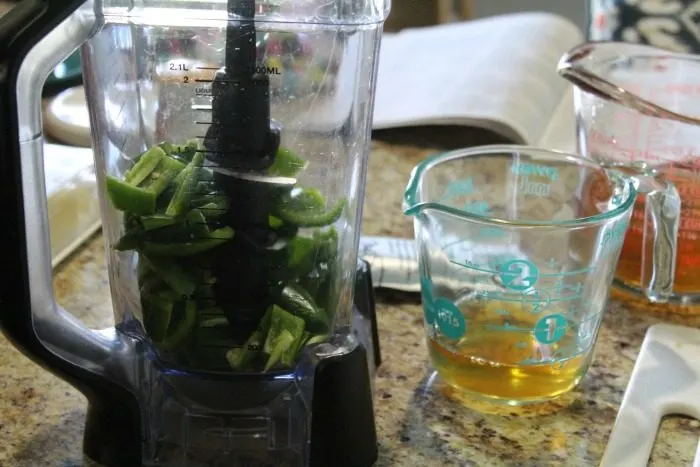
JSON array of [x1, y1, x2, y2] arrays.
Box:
[[227, 330, 265, 369], [282, 330, 310, 367], [141, 213, 177, 230], [277, 284, 328, 333], [268, 147, 308, 177], [107, 138, 346, 371], [268, 215, 284, 228], [142, 293, 174, 343], [141, 226, 234, 257], [141, 254, 197, 297], [166, 152, 204, 217], [263, 306, 306, 371], [264, 330, 295, 371], [305, 334, 329, 347], [156, 300, 198, 350], [105, 175, 157, 215], [158, 142, 175, 155], [274, 188, 346, 227], [287, 236, 316, 273], [199, 317, 229, 328], [280, 187, 326, 212], [141, 156, 186, 196], [146, 209, 209, 243], [125, 146, 166, 186], [198, 201, 228, 219]]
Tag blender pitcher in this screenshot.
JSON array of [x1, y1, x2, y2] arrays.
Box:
[[0, 1, 388, 466], [558, 41, 700, 310]]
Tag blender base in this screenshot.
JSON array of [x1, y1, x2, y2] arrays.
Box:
[[82, 260, 381, 467]]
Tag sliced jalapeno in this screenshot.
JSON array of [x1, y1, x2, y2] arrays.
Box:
[[166, 152, 204, 217], [125, 146, 166, 186], [105, 175, 157, 215]]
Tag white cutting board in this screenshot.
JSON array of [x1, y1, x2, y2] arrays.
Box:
[[600, 324, 700, 467]]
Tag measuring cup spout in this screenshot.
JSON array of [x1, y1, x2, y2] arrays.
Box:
[[557, 41, 700, 127]]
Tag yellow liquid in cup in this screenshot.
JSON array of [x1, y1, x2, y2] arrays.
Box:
[[427, 303, 594, 404]]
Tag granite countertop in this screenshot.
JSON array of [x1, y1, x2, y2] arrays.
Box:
[[2, 141, 700, 467]]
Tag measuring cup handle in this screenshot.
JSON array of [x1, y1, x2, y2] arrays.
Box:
[[638, 176, 681, 302]]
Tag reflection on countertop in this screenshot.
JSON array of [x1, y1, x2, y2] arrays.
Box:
[[1, 141, 700, 467]]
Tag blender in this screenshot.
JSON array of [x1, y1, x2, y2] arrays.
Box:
[[0, 0, 389, 466]]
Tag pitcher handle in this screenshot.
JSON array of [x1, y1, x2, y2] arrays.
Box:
[[636, 168, 681, 302]]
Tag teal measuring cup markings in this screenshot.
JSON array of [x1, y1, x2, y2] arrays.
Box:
[[404, 145, 680, 404]]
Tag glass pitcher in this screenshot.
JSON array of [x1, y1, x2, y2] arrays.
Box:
[[0, 1, 389, 466], [558, 41, 700, 313]]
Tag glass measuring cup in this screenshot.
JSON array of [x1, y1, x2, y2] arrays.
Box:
[[403, 145, 680, 405], [558, 41, 700, 310]]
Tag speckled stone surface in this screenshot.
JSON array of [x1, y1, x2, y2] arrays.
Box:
[[2, 141, 700, 467]]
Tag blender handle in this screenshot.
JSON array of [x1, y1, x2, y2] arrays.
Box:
[[0, 2, 126, 389]]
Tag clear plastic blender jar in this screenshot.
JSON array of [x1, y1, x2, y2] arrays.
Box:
[[0, 1, 389, 466]]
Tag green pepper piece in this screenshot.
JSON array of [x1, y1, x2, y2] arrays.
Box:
[[280, 187, 326, 211], [277, 284, 329, 333], [269, 215, 284, 228], [142, 293, 174, 343], [105, 175, 157, 215], [287, 236, 316, 279], [146, 209, 209, 242], [227, 330, 265, 369], [263, 306, 306, 353], [183, 208, 211, 238], [305, 334, 329, 347], [140, 255, 197, 297], [186, 138, 202, 153], [141, 213, 177, 231], [156, 300, 198, 350], [268, 147, 308, 177], [195, 181, 214, 195], [275, 188, 346, 228], [263, 306, 305, 371], [141, 226, 234, 257], [192, 193, 228, 207], [158, 142, 175, 155], [281, 330, 310, 367], [198, 202, 227, 219], [264, 330, 295, 371], [166, 152, 204, 217], [288, 236, 315, 268], [199, 317, 229, 328], [125, 146, 166, 186], [141, 156, 186, 196], [313, 227, 338, 262]]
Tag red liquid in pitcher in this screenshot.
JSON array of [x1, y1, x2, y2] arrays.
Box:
[[616, 161, 700, 294]]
